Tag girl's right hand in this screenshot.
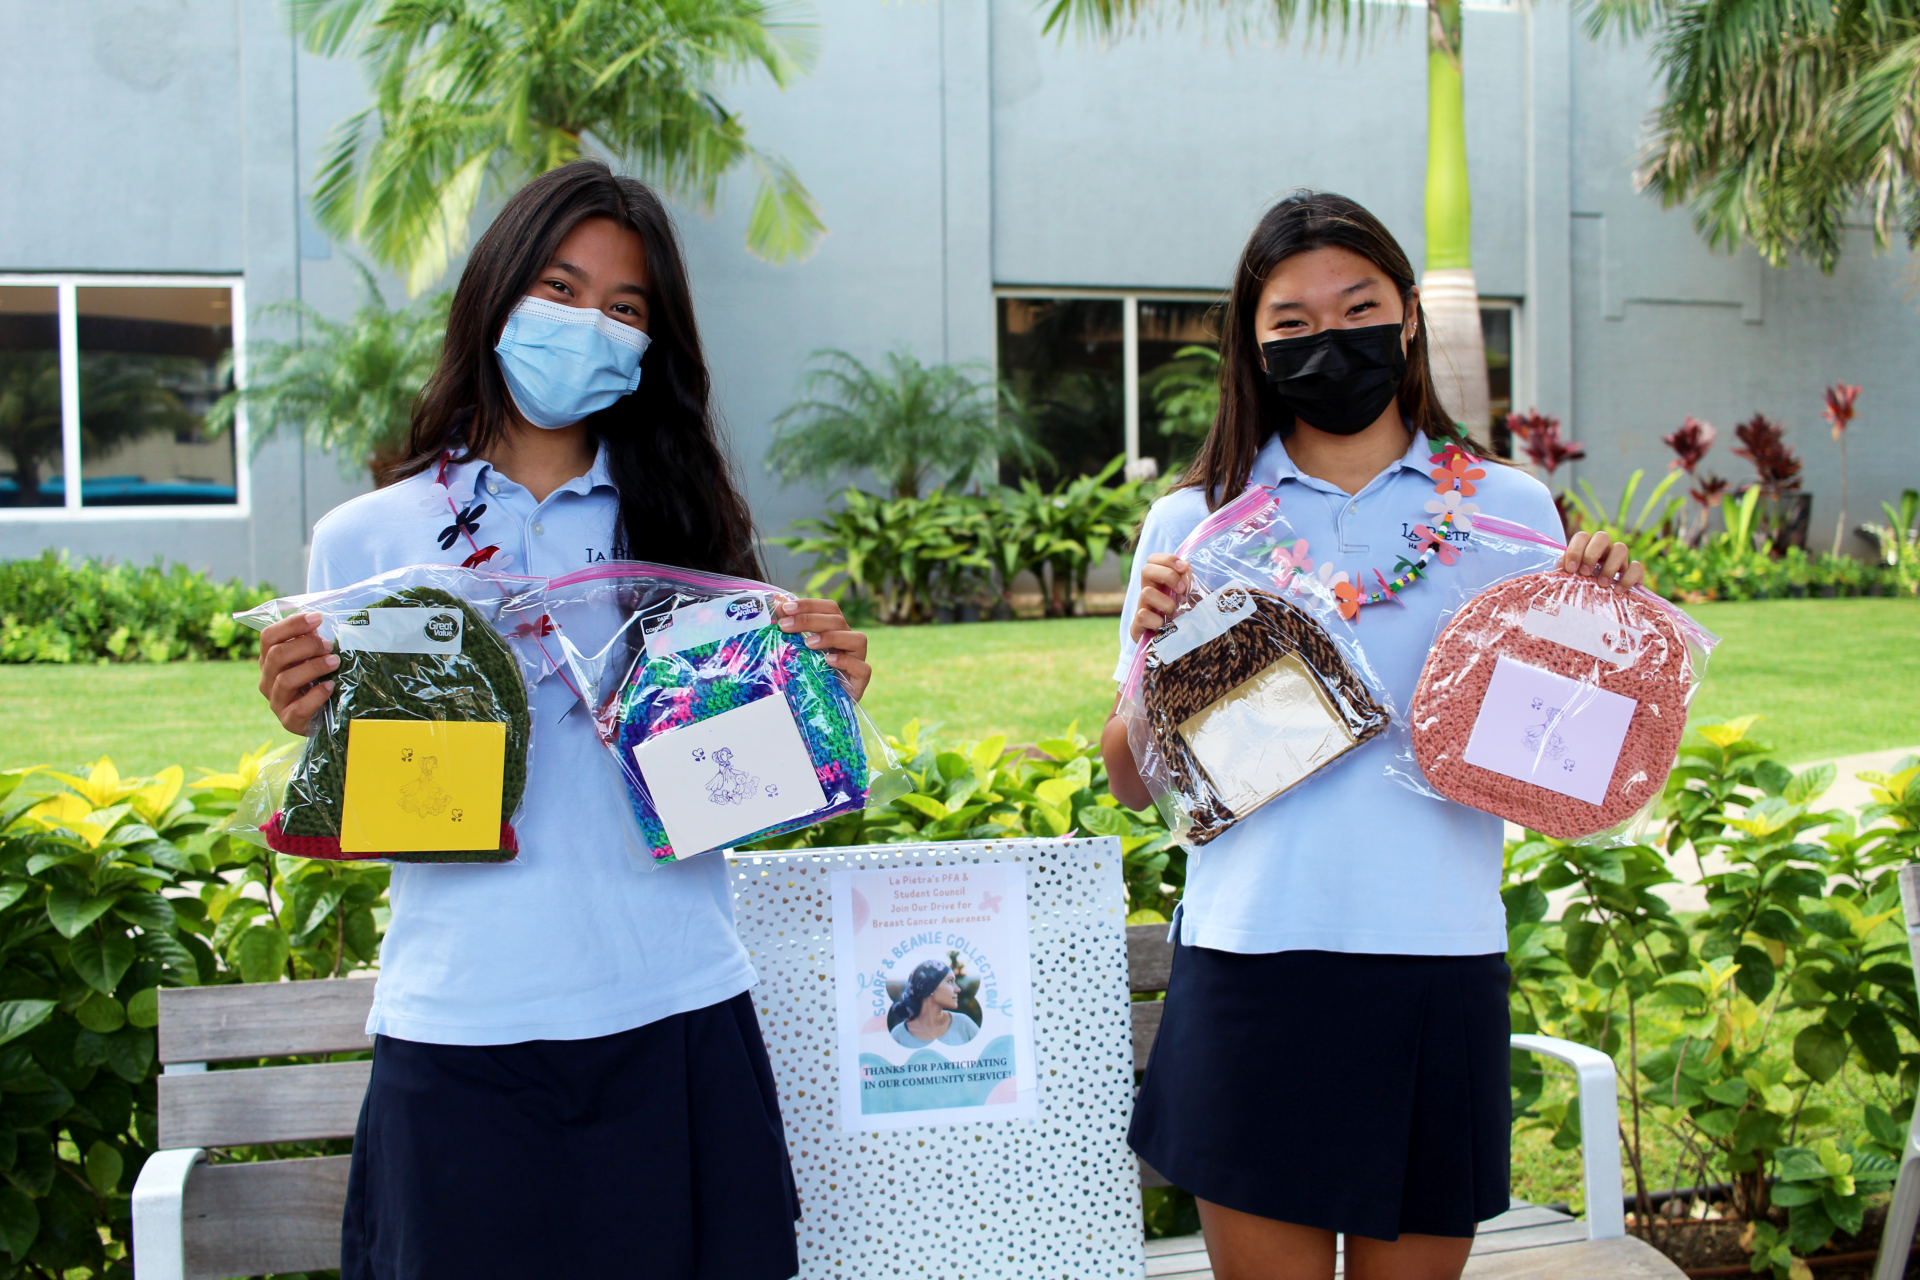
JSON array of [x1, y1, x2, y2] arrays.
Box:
[[257, 612, 339, 736], [1129, 553, 1192, 643]]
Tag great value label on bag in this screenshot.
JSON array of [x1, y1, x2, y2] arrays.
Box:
[[1153, 587, 1258, 664], [1521, 601, 1647, 666], [335, 606, 464, 655], [644, 592, 776, 659]]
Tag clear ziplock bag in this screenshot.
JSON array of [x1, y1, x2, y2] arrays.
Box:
[[543, 561, 905, 866], [1118, 486, 1395, 847], [1394, 514, 1719, 844], [230, 565, 546, 863]]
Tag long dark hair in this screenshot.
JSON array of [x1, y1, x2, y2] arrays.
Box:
[[391, 160, 763, 579], [1178, 190, 1497, 511], [890, 960, 951, 1024]]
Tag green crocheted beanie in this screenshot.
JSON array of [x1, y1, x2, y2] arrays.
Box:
[[265, 586, 531, 863]]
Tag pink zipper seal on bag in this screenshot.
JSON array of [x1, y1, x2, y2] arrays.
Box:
[[1471, 515, 1719, 652]]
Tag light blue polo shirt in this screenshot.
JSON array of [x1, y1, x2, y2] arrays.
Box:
[[307, 444, 758, 1044], [1115, 431, 1565, 956]]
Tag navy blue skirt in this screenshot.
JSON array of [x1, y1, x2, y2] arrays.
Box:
[[341, 992, 800, 1280], [1129, 946, 1511, 1241]]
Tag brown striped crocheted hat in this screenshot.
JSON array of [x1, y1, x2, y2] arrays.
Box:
[[1410, 571, 1693, 840], [1142, 587, 1388, 845]]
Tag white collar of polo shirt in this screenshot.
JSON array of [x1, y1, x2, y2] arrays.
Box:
[[464, 441, 614, 498]]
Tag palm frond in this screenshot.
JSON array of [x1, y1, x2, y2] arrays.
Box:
[[297, 0, 825, 288]]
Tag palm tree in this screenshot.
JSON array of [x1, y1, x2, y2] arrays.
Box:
[[767, 350, 1049, 499], [207, 262, 450, 482], [1039, 0, 1489, 435], [294, 0, 826, 295], [1590, 0, 1920, 271]]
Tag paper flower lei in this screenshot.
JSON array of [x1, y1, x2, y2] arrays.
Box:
[[1266, 446, 1483, 620]]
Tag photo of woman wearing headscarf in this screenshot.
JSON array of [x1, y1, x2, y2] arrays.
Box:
[[887, 960, 981, 1048]]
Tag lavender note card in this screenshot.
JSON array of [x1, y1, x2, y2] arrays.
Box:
[[1461, 656, 1638, 806]]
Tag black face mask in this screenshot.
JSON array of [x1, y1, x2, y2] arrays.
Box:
[[1259, 322, 1409, 435]]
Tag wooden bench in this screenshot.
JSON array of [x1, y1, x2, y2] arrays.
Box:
[[134, 924, 1682, 1278], [131, 980, 377, 1280], [1125, 922, 1685, 1278]]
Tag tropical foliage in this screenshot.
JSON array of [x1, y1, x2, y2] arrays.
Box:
[[773, 457, 1159, 623], [0, 751, 385, 1275], [1505, 718, 1920, 1275], [1588, 0, 1920, 270], [0, 554, 276, 665], [745, 719, 1184, 920], [1141, 343, 1220, 449], [208, 262, 448, 481], [294, 0, 825, 293], [766, 350, 1047, 500]]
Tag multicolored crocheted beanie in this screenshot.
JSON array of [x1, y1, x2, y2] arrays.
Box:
[[264, 586, 530, 863], [608, 626, 868, 862]]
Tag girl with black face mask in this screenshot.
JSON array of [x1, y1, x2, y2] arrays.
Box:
[[1101, 192, 1649, 1280]]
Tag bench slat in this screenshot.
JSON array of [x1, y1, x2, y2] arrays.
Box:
[[1132, 999, 1164, 1071], [1129, 923, 1175, 993], [182, 1155, 349, 1280], [158, 981, 376, 1065], [160, 1061, 371, 1150]]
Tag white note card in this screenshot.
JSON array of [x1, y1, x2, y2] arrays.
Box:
[[1460, 656, 1638, 806], [631, 691, 828, 856]]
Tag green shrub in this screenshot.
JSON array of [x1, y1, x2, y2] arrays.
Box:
[[0, 553, 278, 665], [773, 459, 1159, 623], [1505, 719, 1919, 1274], [744, 719, 1184, 920], [0, 751, 384, 1276]]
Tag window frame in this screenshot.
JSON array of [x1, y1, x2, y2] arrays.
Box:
[[994, 286, 1224, 470], [0, 272, 250, 521]]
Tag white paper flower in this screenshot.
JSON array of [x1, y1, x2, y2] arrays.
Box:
[[1425, 490, 1479, 531], [1313, 562, 1350, 589], [418, 481, 454, 513]]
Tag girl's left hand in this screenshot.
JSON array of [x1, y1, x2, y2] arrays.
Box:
[[779, 598, 872, 701], [1561, 530, 1647, 589]]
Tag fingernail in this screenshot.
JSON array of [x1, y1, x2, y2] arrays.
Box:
[[306, 612, 324, 625], [778, 618, 795, 630], [804, 634, 820, 647], [326, 654, 340, 668], [323, 681, 335, 692]]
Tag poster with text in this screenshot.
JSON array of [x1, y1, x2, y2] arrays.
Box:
[[830, 863, 1038, 1131]]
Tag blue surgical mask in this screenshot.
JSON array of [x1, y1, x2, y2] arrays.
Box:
[[493, 295, 651, 429]]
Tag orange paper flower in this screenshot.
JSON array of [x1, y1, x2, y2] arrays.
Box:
[[1333, 580, 1364, 620], [1431, 453, 1486, 497]]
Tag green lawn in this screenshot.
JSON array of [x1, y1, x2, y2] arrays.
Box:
[[1, 600, 1915, 775]]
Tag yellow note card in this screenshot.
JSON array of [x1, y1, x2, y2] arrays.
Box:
[[340, 719, 506, 854]]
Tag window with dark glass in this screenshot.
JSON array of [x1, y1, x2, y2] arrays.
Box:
[[76, 286, 237, 505], [0, 286, 61, 508], [0, 278, 243, 513], [996, 297, 1125, 483], [1138, 300, 1222, 477], [1480, 304, 1514, 458]]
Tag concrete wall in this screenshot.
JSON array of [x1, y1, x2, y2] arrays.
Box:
[[1, 0, 1914, 589]]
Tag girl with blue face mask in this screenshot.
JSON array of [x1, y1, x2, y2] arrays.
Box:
[[252, 161, 867, 1280]]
